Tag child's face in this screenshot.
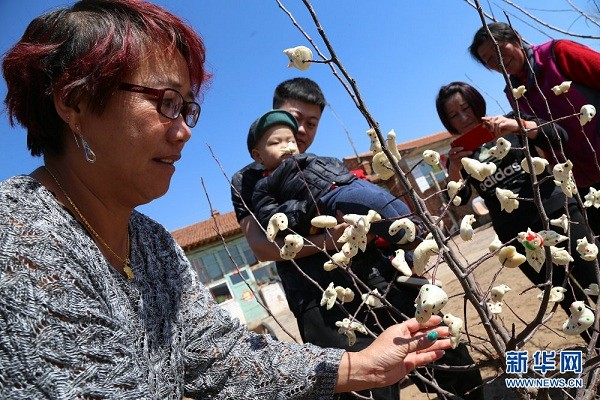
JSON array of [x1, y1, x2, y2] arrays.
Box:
[[252, 125, 299, 170]]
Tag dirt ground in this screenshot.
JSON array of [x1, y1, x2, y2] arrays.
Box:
[[400, 224, 587, 399]]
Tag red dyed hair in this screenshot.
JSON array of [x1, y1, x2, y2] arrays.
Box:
[[2, 0, 208, 156]]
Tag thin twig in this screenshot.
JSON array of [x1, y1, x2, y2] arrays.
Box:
[[501, 0, 600, 38]]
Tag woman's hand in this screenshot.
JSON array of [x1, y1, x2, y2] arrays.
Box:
[[482, 115, 538, 140], [481, 115, 521, 138], [447, 146, 471, 182], [335, 316, 451, 393]]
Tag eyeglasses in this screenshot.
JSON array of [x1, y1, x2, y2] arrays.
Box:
[[118, 83, 201, 128]]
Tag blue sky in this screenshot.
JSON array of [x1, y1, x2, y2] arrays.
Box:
[[0, 1, 598, 231]]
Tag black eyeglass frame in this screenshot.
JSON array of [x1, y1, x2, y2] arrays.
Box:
[[118, 83, 201, 128]]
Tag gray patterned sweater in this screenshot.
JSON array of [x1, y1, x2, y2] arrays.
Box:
[[0, 175, 344, 399]]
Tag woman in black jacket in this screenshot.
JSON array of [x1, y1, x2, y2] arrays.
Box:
[[436, 81, 597, 342]]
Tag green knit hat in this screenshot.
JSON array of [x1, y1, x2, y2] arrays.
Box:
[[247, 109, 298, 155]]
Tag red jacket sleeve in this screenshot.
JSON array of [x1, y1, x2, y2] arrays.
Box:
[[553, 40, 600, 90]]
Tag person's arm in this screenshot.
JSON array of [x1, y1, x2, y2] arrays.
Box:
[[232, 161, 346, 262], [480, 114, 540, 140], [182, 261, 450, 399], [447, 146, 471, 182], [239, 214, 345, 261], [334, 316, 451, 393], [182, 264, 345, 399], [554, 40, 600, 90], [481, 114, 567, 150], [524, 116, 568, 151]]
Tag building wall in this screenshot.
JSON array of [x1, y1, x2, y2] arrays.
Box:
[[181, 234, 285, 327], [185, 235, 278, 302]]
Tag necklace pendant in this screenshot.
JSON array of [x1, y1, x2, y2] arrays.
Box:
[[45, 167, 134, 281], [123, 259, 135, 280]]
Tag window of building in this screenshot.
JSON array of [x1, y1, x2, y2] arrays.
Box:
[[412, 155, 448, 192], [252, 263, 278, 285], [201, 252, 223, 281], [209, 282, 233, 304], [189, 257, 209, 284], [187, 237, 259, 286], [240, 240, 257, 266], [228, 269, 251, 285]]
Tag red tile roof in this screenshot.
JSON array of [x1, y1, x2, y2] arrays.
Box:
[[171, 211, 241, 251], [397, 131, 453, 151]]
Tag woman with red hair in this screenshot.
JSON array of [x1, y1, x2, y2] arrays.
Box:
[[0, 1, 450, 398]]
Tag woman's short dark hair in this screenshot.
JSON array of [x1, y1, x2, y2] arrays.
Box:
[[469, 22, 521, 67], [2, 0, 208, 157], [272, 77, 326, 112], [435, 82, 487, 134]]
